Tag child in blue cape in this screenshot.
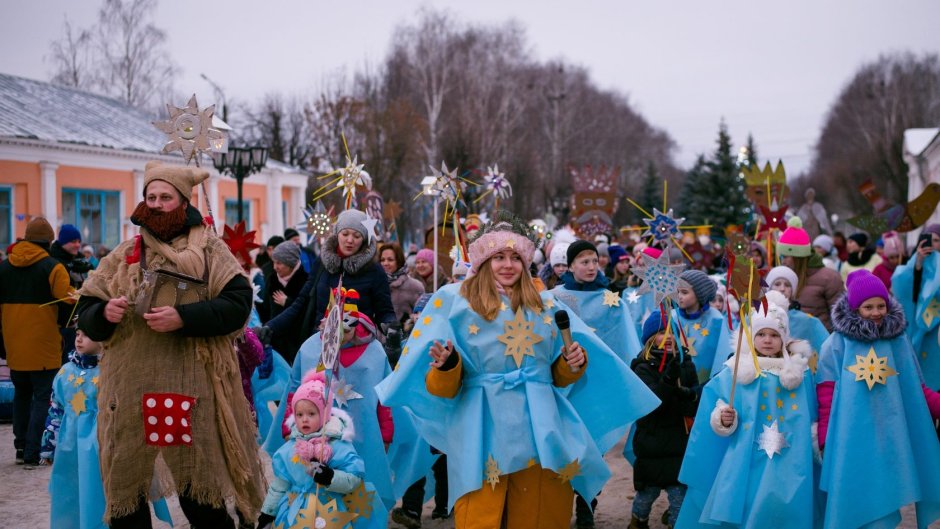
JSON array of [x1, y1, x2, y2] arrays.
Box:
[[817, 269, 940, 529], [630, 311, 700, 529], [40, 328, 172, 529], [258, 370, 383, 529], [376, 212, 660, 529], [891, 226, 940, 388], [676, 300, 818, 529], [672, 270, 724, 383]]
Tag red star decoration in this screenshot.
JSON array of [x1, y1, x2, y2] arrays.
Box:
[[758, 204, 789, 236], [221, 221, 260, 264]]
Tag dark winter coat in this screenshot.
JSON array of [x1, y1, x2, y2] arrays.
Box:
[[49, 242, 93, 326], [797, 255, 844, 332], [630, 350, 700, 489], [260, 266, 309, 364], [267, 235, 395, 341]]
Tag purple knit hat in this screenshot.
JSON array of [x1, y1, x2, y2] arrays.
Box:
[[846, 269, 890, 310]]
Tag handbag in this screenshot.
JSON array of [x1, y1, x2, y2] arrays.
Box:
[[135, 241, 209, 316]]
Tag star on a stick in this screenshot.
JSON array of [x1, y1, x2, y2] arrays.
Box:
[[360, 218, 379, 243], [602, 290, 621, 308], [756, 420, 789, 459], [847, 347, 898, 390], [641, 208, 685, 243], [632, 248, 687, 305], [498, 309, 544, 368], [153, 95, 223, 164]]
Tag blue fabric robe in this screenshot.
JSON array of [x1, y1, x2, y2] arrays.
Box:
[[550, 285, 643, 363], [677, 366, 818, 529], [270, 438, 386, 529], [817, 330, 940, 529], [375, 284, 660, 508], [892, 252, 940, 388], [248, 307, 292, 444], [623, 286, 658, 339], [670, 307, 725, 383]]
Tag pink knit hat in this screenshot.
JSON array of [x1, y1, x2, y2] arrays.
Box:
[[846, 269, 890, 310], [292, 370, 330, 424], [776, 217, 812, 257], [416, 248, 435, 263], [468, 229, 535, 273], [642, 247, 663, 259]]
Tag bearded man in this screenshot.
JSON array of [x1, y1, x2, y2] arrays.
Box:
[[77, 161, 264, 528]]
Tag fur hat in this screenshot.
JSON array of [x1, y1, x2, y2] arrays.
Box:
[[549, 243, 570, 267], [679, 269, 718, 307], [143, 161, 209, 202], [56, 224, 81, 245], [291, 370, 330, 424], [271, 241, 300, 269], [333, 209, 369, 239], [752, 299, 790, 345], [777, 217, 811, 257], [845, 269, 890, 310], [766, 266, 799, 297], [467, 211, 537, 273], [567, 240, 597, 266], [24, 217, 55, 243]]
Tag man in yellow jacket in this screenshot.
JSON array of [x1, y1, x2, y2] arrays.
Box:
[[0, 217, 74, 467]]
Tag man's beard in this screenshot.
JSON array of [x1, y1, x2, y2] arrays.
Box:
[[131, 201, 189, 241]]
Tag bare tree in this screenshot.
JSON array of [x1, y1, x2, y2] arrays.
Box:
[[47, 17, 93, 90]]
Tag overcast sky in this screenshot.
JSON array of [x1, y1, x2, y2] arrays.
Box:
[[2, 0, 938, 176]]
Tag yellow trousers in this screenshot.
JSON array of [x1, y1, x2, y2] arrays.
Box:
[[453, 464, 575, 529]]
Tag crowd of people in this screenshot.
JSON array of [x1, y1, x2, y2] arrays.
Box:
[[1, 163, 940, 529]]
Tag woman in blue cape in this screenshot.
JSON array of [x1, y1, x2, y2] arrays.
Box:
[[817, 270, 940, 529], [891, 228, 940, 388], [677, 301, 819, 529], [375, 212, 659, 529]]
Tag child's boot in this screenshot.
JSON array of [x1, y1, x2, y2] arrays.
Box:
[[629, 514, 650, 529]]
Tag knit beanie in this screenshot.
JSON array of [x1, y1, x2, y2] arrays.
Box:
[[416, 248, 435, 264], [333, 209, 369, 239], [143, 161, 208, 202], [813, 234, 834, 254], [766, 266, 799, 295], [608, 244, 629, 264], [777, 217, 811, 257], [642, 246, 663, 259], [549, 243, 570, 267], [283, 228, 300, 241], [24, 217, 55, 243], [271, 241, 300, 269], [924, 224, 940, 237], [641, 311, 667, 345], [679, 269, 718, 306], [846, 269, 890, 310], [291, 370, 330, 424], [57, 224, 81, 245], [266, 235, 285, 248], [567, 240, 597, 266], [596, 242, 610, 258], [848, 232, 869, 248]]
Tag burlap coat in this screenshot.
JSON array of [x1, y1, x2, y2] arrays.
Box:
[[80, 225, 265, 520]]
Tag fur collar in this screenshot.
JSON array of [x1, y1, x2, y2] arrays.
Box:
[[320, 235, 377, 275], [288, 408, 356, 442], [830, 294, 906, 342], [725, 334, 811, 390]]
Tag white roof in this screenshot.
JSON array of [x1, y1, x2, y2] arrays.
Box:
[[904, 128, 940, 156]]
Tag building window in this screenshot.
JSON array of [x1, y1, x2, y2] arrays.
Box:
[[61, 188, 121, 249], [0, 186, 11, 249], [225, 198, 252, 229]]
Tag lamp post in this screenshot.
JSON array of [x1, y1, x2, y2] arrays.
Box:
[[421, 176, 441, 291], [213, 146, 268, 223]]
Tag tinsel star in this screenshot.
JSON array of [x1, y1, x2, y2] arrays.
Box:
[[847, 347, 898, 390], [152, 94, 224, 164], [331, 378, 363, 408], [641, 208, 685, 243], [756, 420, 789, 459], [497, 309, 544, 368], [632, 247, 687, 305]]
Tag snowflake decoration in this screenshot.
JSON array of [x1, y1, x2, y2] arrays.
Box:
[[485, 454, 501, 490], [153, 94, 224, 164], [556, 459, 581, 483], [331, 378, 363, 408], [642, 208, 685, 243], [497, 309, 544, 368], [342, 482, 375, 519], [626, 290, 641, 304], [295, 496, 357, 529], [847, 347, 898, 390], [632, 248, 687, 305], [756, 420, 789, 459], [483, 164, 512, 199]]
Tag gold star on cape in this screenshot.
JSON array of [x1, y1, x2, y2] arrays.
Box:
[[468, 324, 480, 335], [485, 454, 501, 490], [500, 302, 508, 312], [295, 496, 357, 529], [422, 316, 432, 326], [545, 298, 555, 309], [433, 298, 443, 309], [498, 309, 544, 368], [924, 298, 940, 327], [543, 315, 552, 325], [91, 376, 99, 386], [847, 347, 898, 390], [602, 290, 621, 308], [74, 376, 85, 387], [152, 94, 224, 163], [69, 389, 87, 415], [342, 482, 374, 519], [556, 459, 581, 483]]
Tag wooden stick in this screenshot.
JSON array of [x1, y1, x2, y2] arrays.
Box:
[[729, 322, 746, 408]]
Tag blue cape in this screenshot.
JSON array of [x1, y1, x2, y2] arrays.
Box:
[[892, 252, 940, 388], [550, 285, 642, 363]]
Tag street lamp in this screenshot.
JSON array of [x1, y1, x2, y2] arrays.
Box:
[[213, 145, 268, 223]]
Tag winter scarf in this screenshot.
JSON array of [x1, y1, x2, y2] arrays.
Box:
[[320, 234, 377, 276], [847, 247, 877, 267], [830, 294, 907, 343], [386, 266, 408, 284], [291, 409, 356, 466]]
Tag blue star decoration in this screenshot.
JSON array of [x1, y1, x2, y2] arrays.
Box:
[[632, 247, 687, 305], [642, 208, 685, 243]]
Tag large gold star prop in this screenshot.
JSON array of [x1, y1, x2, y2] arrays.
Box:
[[294, 496, 357, 529], [847, 347, 898, 390], [923, 298, 940, 327], [556, 459, 581, 483], [602, 290, 621, 308], [342, 482, 374, 519], [69, 389, 87, 415], [153, 95, 224, 164], [485, 454, 501, 490], [498, 309, 544, 368]]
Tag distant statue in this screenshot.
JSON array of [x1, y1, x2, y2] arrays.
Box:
[[797, 188, 832, 240]]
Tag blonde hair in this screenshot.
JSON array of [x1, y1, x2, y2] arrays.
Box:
[[460, 258, 543, 321]]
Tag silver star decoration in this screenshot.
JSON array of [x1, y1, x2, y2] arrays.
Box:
[[632, 247, 687, 305], [331, 378, 363, 408], [484, 164, 512, 199], [641, 208, 685, 243], [360, 218, 379, 244], [626, 290, 641, 304], [756, 420, 789, 459], [426, 162, 462, 202], [337, 156, 368, 198], [153, 94, 224, 164]]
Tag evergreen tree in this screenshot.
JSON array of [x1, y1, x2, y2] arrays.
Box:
[[701, 121, 751, 232], [632, 161, 664, 223], [677, 154, 709, 224], [745, 133, 759, 168]]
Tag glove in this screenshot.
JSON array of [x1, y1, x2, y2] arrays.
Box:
[[257, 512, 275, 529], [386, 323, 402, 350], [257, 346, 274, 379], [252, 326, 272, 346], [662, 357, 681, 385], [312, 464, 335, 486]]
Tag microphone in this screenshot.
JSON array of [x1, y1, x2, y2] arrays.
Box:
[[554, 309, 580, 373]]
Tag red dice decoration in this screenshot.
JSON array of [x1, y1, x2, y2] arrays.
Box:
[[142, 393, 196, 446]]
